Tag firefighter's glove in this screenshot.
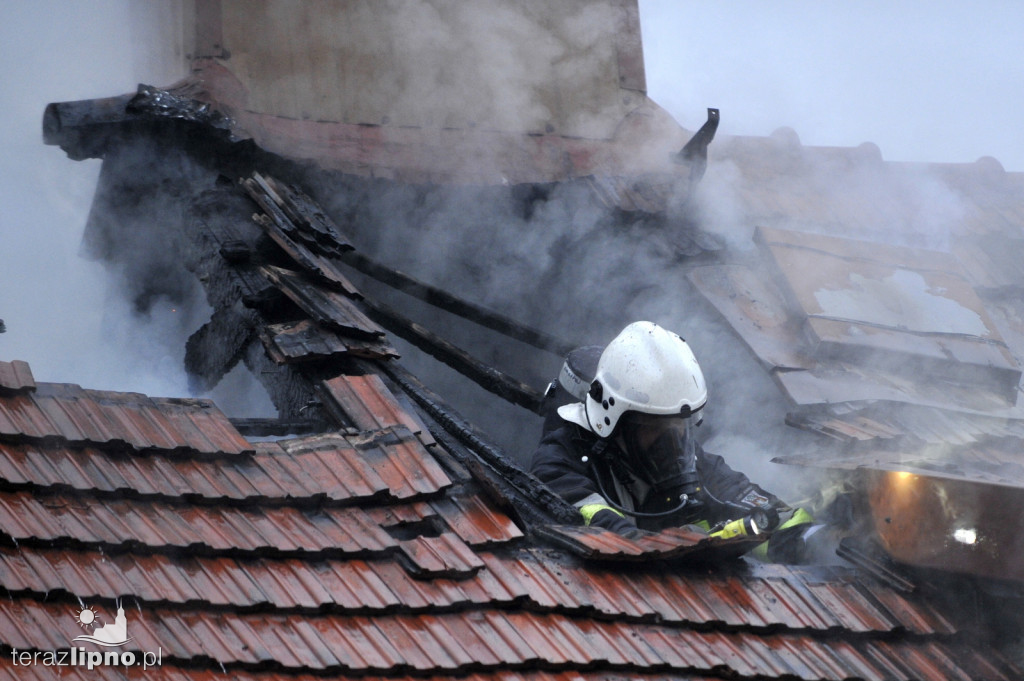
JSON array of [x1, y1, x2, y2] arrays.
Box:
[[586, 507, 637, 535], [763, 507, 817, 563]]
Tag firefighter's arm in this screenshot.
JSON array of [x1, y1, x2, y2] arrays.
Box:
[[696, 446, 783, 512], [530, 432, 637, 534]]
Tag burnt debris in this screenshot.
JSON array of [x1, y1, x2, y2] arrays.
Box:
[[674, 106, 720, 187]]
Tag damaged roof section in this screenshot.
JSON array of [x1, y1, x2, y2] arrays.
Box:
[[0, 357, 1017, 680], [17, 98, 1024, 676], [30, 53, 1024, 674], [692, 225, 1022, 412], [690, 162, 1024, 477], [688, 136, 1024, 587]]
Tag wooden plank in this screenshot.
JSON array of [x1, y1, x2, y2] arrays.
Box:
[[253, 213, 361, 297], [259, 265, 384, 339], [261, 319, 398, 364]]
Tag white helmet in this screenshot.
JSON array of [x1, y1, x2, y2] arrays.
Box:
[[577, 321, 707, 437]]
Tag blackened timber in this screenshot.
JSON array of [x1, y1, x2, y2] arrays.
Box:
[[187, 189, 270, 302], [340, 250, 576, 357], [218, 239, 251, 263], [252, 213, 361, 297], [185, 304, 257, 393], [259, 173, 354, 254], [261, 319, 399, 364], [373, 359, 580, 528], [185, 189, 332, 424], [360, 297, 545, 414], [228, 417, 322, 437], [241, 170, 575, 356], [241, 173, 352, 259], [42, 93, 136, 160], [241, 339, 329, 425], [259, 265, 384, 339]]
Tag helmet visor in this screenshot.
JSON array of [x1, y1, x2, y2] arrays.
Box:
[[619, 413, 699, 494]]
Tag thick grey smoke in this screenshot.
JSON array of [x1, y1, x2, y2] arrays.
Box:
[[0, 1, 274, 416], [3, 0, 1022, 458]]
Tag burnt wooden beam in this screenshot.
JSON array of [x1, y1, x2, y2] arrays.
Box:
[[251, 212, 361, 297], [260, 319, 399, 365], [241, 170, 575, 358], [359, 297, 545, 414], [228, 417, 323, 438], [241, 173, 353, 258], [241, 340, 329, 424], [372, 358, 579, 528], [340, 250, 575, 357], [259, 265, 384, 339], [42, 92, 136, 160], [184, 303, 257, 394], [258, 174, 354, 254]]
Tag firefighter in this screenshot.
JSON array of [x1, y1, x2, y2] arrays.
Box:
[[530, 321, 814, 561]]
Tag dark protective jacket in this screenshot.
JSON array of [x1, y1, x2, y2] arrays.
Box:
[[530, 421, 781, 535]]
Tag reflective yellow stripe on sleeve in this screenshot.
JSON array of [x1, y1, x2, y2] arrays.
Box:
[[778, 507, 815, 530], [578, 503, 625, 526]]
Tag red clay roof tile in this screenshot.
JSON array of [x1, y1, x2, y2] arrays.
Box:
[[0, 383, 251, 455], [0, 360, 34, 393], [0, 360, 1013, 680]]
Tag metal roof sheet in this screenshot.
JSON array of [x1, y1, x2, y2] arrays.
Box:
[[0, 382, 252, 455], [755, 226, 1021, 402], [774, 436, 1024, 488], [786, 402, 1024, 447], [691, 258, 1024, 415]]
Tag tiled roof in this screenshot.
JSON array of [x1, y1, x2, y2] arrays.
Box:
[[24, 89, 1024, 678], [0, 380, 251, 455], [0, 361, 1016, 680], [0, 360, 34, 393]]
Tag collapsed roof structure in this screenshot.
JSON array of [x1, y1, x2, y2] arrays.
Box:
[[4, 0, 1024, 678]]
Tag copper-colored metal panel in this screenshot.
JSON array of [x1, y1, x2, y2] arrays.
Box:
[[867, 469, 1024, 582]]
